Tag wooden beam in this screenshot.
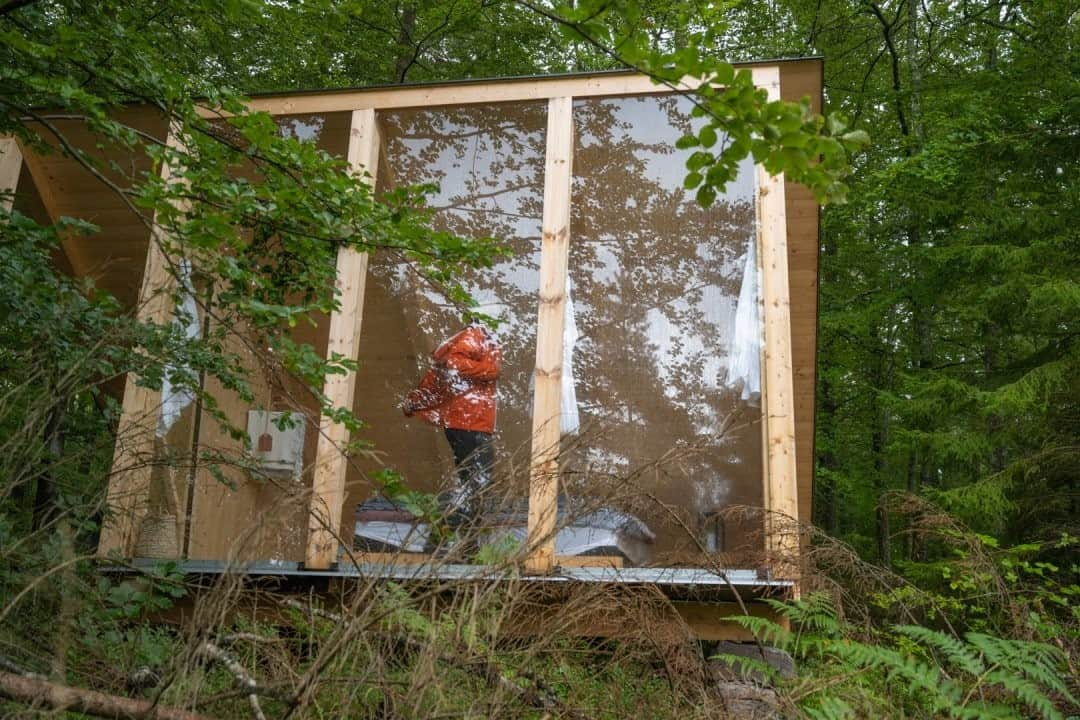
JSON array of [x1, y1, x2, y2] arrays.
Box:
[[11, 139, 92, 277], [750, 66, 799, 579], [0, 137, 22, 212], [305, 109, 378, 570], [525, 96, 573, 575], [506, 596, 785, 643], [97, 127, 186, 557], [197, 73, 701, 118], [672, 601, 789, 642], [554, 555, 623, 569]]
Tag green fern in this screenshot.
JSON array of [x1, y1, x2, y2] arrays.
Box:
[[726, 614, 795, 649], [708, 652, 779, 683], [955, 700, 1024, 719], [967, 633, 1073, 697], [982, 669, 1064, 720], [830, 639, 961, 712], [894, 624, 986, 677], [730, 593, 1076, 720], [772, 593, 842, 638], [802, 695, 857, 720]]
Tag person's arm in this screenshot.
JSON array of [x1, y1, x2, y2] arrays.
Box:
[[402, 370, 450, 415]]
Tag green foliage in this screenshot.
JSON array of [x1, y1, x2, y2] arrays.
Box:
[[732, 593, 1078, 720], [1, 1, 1077, 717], [537, 0, 869, 203]]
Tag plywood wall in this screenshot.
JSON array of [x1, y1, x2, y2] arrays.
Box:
[[777, 59, 822, 526]]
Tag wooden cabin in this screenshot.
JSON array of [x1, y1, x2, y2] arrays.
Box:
[[1, 59, 821, 639]]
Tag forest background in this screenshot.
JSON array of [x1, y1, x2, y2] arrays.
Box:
[[0, 0, 1077, 718]]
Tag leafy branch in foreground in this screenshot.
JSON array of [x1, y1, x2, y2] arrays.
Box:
[[521, 0, 869, 204], [2, 0, 510, 512]]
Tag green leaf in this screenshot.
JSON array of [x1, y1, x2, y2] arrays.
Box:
[[699, 124, 718, 148], [695, 185, 717, 207]]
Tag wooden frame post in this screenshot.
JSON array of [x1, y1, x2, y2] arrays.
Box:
[[305, 109, 379, 569], [0, 137, 23, 211], [98, 127, 186, 556], [525, 96, 574, 574], [751, 66, 799, 576]]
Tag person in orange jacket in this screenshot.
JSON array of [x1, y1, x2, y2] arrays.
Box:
[[403, 318, 502, 521]]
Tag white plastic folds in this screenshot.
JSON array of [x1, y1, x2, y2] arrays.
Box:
[[561, 275, 581, 434], [157, 258, 201, 437], [725, 238, 762, 405]]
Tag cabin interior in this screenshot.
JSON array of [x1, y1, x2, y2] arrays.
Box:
[[2, 60, 821, 620]]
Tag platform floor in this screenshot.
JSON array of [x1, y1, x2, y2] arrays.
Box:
[[113, 557, 794, 603]]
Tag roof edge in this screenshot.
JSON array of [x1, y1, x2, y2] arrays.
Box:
[[240, 56, 824, 102]]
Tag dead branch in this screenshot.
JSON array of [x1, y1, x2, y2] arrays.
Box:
[[0, 670, 213, 720], [199, 641, 270, 720]]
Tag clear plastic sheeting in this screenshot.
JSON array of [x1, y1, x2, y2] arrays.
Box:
[[347, 101, 547, 513], [561, 275, 581, 435], [726, 237, 762, 405], [566, 94, 764, 566], [157, 258, 200, 438]]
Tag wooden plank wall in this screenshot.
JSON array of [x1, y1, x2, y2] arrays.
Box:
[[186, 112, 350, 562], [776, 60, 822, 527]]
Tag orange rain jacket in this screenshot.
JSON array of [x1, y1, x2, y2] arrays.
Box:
[[404, 324, 502, 433]]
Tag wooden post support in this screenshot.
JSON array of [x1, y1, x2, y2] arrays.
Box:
[[305, 109, 378, 569], [751, 66, 799, 576], [98, 127, 186, 556], [525, 96, 573, 574], [0, 137, 23, 211]]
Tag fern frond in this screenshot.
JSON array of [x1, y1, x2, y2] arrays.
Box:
[[956, 700, 1025, 719], [830, 639, 960, 711], [967, 633, 1076, 703], [802, 695, 856, 720], [709, 652, 779, 683], [780, 593, 842, 637], [894, 624, 985, 676], [982, 668, 1064, 720], [726, 615, 794, 649]]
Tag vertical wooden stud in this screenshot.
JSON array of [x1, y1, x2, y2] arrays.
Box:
[[751, 66, 800, 576], [0, 137, 23, 212], [305, 109, 378, 569], [98, 127, 186, 556], [525, 96, 574, 574]]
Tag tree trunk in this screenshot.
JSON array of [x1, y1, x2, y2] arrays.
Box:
[[393, 4, 418, 83], [872, 405, 892, 570], [816, 374, 840, 536], [31, 401, 65, 531]]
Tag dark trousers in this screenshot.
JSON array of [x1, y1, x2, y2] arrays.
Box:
[[444, 428, 494, 520]]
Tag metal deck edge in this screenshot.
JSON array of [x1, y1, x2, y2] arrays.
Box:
[[109, 558, 793, 588]]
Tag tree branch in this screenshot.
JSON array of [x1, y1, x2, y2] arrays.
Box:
[[0, 670, 213, 720]]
